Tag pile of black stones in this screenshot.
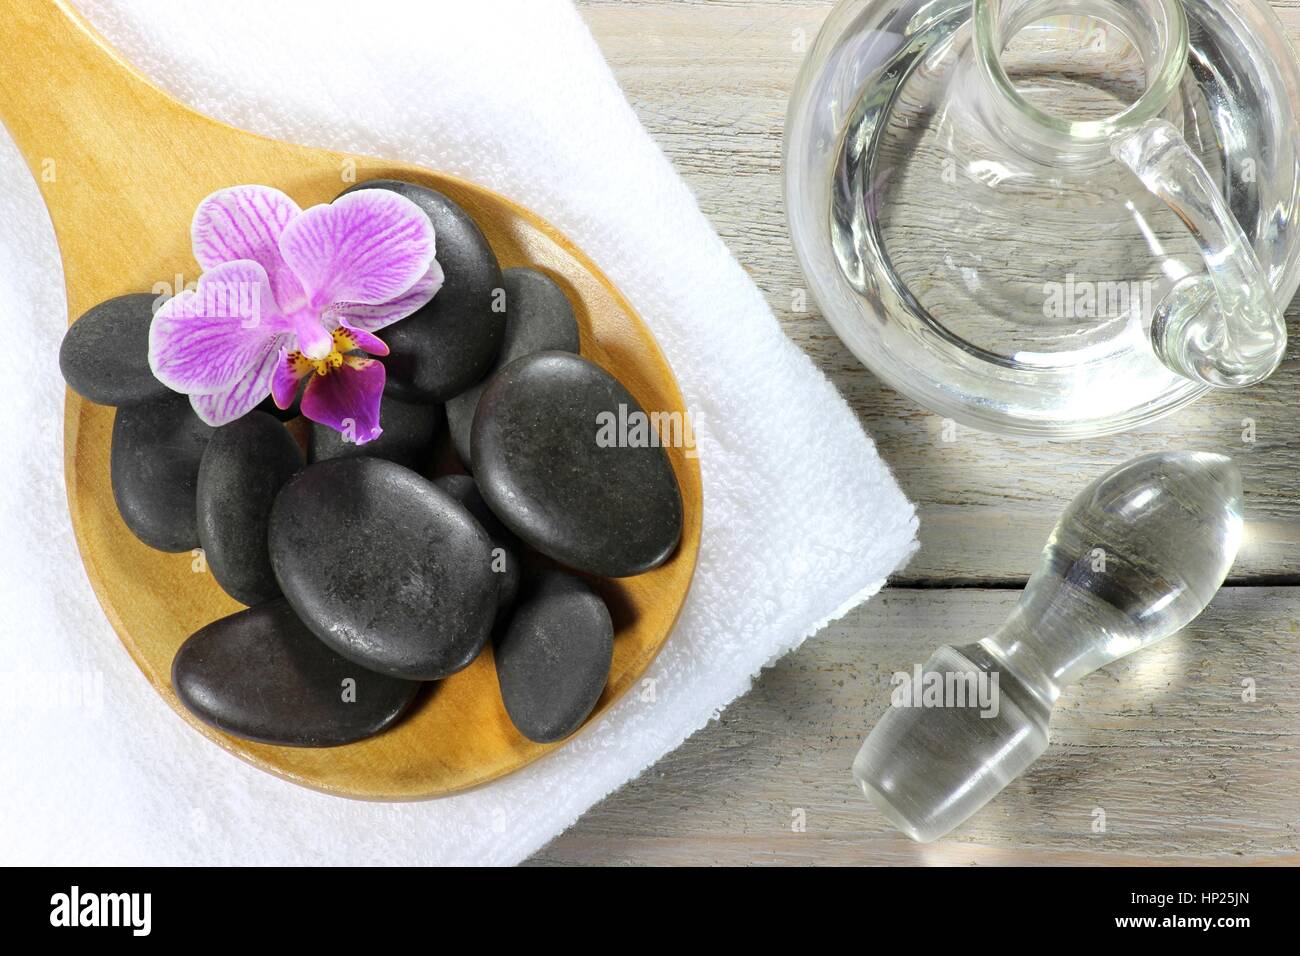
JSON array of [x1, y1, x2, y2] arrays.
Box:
[[59, 179, 684, 747]]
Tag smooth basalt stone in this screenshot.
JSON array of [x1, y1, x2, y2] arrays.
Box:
[[110, 394, 213, 552], [173, 599, 419, 747], [338, 179, 505, 403], [256, 392, 299, 422], [309, 393, 443, 470], [495, 571, 613, 743], [434, 474, 521, 611], [197, 412, 304, 605], [472, 351, 684, 577], [269, 458, 498, 680], [446, 267, 580, 465], [60, 292, 171, 406]]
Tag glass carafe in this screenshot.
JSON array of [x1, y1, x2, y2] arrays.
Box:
[[785, 0, 1300, 437]]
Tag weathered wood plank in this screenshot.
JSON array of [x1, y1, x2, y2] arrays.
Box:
[[577, 0, 1300, 584], [556, 0, 1300, 868], [529, 586, 1300, 865]]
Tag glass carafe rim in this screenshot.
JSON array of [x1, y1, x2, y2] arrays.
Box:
[[972, 0, 1190, 144]]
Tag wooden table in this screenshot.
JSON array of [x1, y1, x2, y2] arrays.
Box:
[[529, 0, 1300, 865]]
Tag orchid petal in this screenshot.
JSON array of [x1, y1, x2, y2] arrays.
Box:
[[335, 323, 389, 357], [271, 349, 313, 409], [192, 185, 306, 311], [148, 259, 289, 395], [328, 260, 445, 333], [300, 358, 386, 445], [188, 341, 286, 426], [278, 189, 435, 310]]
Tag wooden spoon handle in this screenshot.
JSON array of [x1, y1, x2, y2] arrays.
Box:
[[0, 0, 317, 313], [0, 1, 189, 181]]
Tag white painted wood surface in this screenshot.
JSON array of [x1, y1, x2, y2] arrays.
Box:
[[533, 588, 1299, 865], [530, 0, 1300, 865]]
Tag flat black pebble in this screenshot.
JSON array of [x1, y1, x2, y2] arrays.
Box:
[[197, 412, 304, 605], [269, 458, 498, 680], [472, 352, 684, 577], [310, 393, 443, 469], [173, 600, 419, 747], [495, 572, 613, 743], [256, 391, 300, 422], [60, 293, 172, 406], [110, 394, 213, 552], [338, 179, 505, 403], [435, 474, 521, 611], [446, 267, 580, 464]]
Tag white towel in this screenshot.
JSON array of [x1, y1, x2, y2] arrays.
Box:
[[0, 0, 916, 865]]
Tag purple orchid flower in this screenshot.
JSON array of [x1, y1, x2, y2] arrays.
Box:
[[148, 184, 442, 444]]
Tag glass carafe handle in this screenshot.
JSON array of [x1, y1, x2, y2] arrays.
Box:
[[1113, 119, 1286, 389]]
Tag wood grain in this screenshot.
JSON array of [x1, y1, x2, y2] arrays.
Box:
[[0, 0, 701, 798], [531, 587, 1300, 866], [539, 0, 1300, 864]]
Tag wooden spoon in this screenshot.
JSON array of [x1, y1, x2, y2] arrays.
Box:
[[0, 0, 701, 798]]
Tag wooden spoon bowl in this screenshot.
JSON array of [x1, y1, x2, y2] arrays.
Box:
[[0, 0, 701, 798]]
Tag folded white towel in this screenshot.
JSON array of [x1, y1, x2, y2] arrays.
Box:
[[0, 0, 917, 865]]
